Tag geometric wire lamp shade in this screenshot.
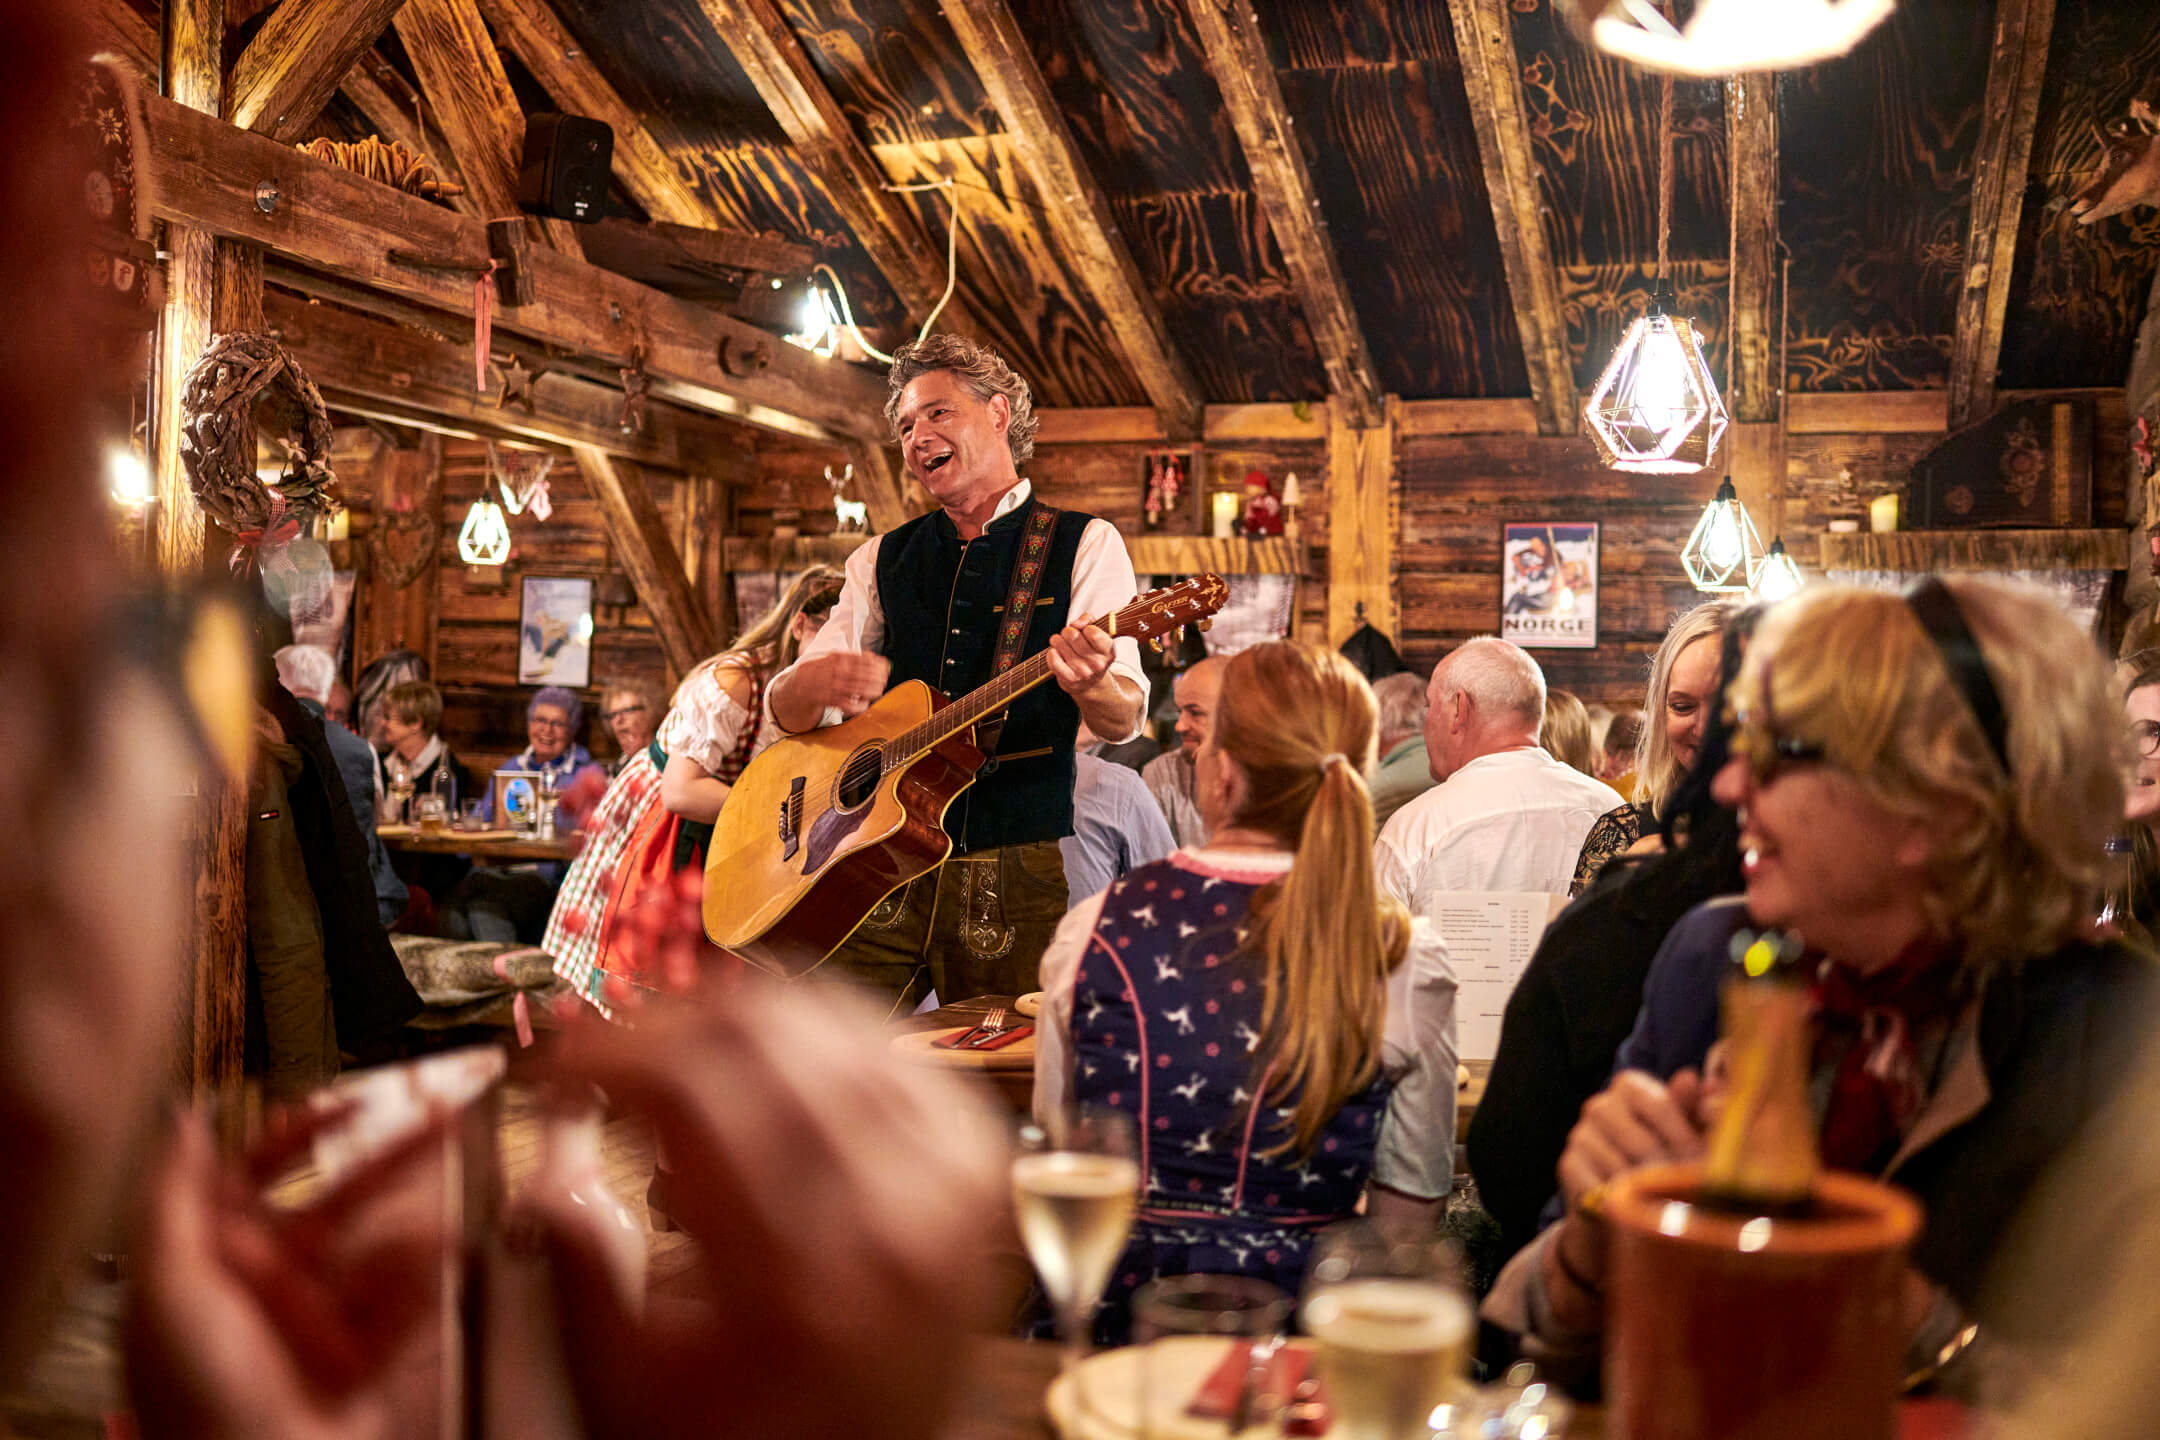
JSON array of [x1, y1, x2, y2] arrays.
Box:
[[1681, 477, 1768, 593], [457, 496, 512, 566], [1750, 535, 1807, 603], [1585, 282, 1729, 474], [1564, 0, 1897, 78]]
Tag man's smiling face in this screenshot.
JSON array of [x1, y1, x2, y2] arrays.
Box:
[[893, 370, 1017, 513]]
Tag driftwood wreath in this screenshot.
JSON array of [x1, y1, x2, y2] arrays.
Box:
[[179, 332, 341, 572]]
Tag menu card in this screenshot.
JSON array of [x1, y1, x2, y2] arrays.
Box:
[[1433, 891, 1567, 1062]]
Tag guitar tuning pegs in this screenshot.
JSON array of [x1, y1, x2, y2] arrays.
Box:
[[1148, 635, 1166, 653]]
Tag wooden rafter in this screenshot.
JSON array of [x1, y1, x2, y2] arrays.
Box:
[[337, 59, 480, 216], [1185, 0, 1382, 430], [1446, 0, 1577, 438], [941, 0, 1204, 438], [225, 0, 410, 141], [1946, 0, 2056, 430], [474, 0, 733, 231], [573, 446, 719, 679], [693, 0, 966, 331], [392, 0, 582, 252], [1727, 75, 1781, 425]]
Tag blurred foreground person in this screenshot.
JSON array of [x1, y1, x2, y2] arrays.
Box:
[[1485, 578, 2158, 1393], [1036, 642, 1457, 1338]]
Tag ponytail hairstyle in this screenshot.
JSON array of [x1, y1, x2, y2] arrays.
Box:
[[725, 564, 845, 674], [1212, 642, 1413, 1159]]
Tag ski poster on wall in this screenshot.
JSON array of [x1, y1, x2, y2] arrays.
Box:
[[1500, 522, 1598, 649]]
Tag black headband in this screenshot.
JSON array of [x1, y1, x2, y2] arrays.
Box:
[[1904, 577, 2011, 777]]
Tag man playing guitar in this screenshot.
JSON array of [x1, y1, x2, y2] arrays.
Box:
[[765, 333, 1148, 1007]]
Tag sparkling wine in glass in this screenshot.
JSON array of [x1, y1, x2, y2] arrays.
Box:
[[1302, 1222, 1473, 1440], [1012, 1107, 1138, 1380]]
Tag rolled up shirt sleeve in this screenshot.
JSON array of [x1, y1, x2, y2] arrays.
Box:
[[764, 535, 885, 735], [1070, 518, 1150, 743]]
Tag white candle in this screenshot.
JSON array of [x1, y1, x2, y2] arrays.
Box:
[[1869, 493, 1900, 534], [1211, 490, 1238, 538]]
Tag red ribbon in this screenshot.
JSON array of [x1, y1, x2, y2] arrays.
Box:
[[475, 258, 500, 393], [230, 486, 302, 581]]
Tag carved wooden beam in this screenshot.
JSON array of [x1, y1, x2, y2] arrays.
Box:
[[940, 0, 1204, 439], [1724, 73, 1785, 539], [581, 216, 815, 295], [141, 91, 891, 442], [392, 0, 582, 253], [474, 0, 734, 231], [1186, 0, 1381, 430], [1031, 398, 1536, 445], [226, 0, 410, 140], [574, 446, 720, 678], [1946, 0, 2055, 430], [1446, 0, 1577, 438], [1326, 395, 1400, 646], [693, 0, 966, 332]]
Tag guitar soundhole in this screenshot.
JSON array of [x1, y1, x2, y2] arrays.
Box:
[[836, 743, 884, 810]]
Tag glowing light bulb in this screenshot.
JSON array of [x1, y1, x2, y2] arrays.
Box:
[[1703, 502, 1743, 571], [1630, 323, 1691, 435], [457, 497, 511, 566], [106, 442, 151, 507], [1752, 538, 1805, 602]]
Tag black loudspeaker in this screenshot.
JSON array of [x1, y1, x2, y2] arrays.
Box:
[[517, 113, 614, 223]]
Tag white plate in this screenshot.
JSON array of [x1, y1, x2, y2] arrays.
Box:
[[1016, 991, 1044, 1018], [1045, 1336, 1302, 1440]]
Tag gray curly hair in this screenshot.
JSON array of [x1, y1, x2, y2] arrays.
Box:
[[883, 332, 1038, 466]]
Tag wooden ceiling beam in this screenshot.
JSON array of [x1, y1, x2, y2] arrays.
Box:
[[1946, 0, 2056, 430], [392, 0, 582, 253], [336, 59, 481, 215], [140, 90, 890, 443], [226, 0, 410, 141], [474, 0, 733, 231], [88, 0, 158, 76], [1727, 75, 1781, 425], [1186, 0, 1381, 430], [1446, 0, 1578, 438], [941, 0, 1204, 439], [693, 0, 966, 332], [574, 447, 719, 679]]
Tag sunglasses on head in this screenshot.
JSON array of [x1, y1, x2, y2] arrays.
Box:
[[1726, 659, 1829, 785]]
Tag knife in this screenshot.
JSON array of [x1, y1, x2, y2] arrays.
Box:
[[1230, 1333, 1285, 1433]]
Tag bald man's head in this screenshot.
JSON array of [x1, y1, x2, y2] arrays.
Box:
[[1173, 655, 1227, 759]]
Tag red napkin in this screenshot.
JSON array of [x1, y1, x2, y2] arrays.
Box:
[[930, 1023, 1035, 1051], [1900, 1398, 1970, 1440], [1188, 1340, 1326, 1435]]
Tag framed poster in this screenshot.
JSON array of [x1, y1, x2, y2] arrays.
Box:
[[1500, 522, 1599, 649], [519, 576, 594, 687]]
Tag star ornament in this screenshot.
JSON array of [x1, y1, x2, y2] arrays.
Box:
[[493, 354, 545, 413]]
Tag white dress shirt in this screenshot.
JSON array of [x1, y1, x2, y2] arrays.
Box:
[[1035, 848, 1461, 1200], [767, 479, 1149, 741], [1374, 748, 1625, 915]]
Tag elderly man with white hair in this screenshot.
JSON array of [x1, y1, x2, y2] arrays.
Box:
[[1374, 637, 1622, 916]]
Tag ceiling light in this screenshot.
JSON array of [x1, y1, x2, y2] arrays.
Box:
[[1566, 0, 1895, 77], [1681, 477, 1767, 593], [457, 497, 511, 566], [1750, 536, 1807, 602]]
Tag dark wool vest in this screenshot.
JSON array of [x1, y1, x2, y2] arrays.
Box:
[[875, 494, 1093, 853]]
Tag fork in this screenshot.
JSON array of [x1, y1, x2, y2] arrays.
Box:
[[962, 1006, 1011, 1048]]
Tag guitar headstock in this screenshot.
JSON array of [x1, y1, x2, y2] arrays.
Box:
[[1107, 573, 1230, 642]]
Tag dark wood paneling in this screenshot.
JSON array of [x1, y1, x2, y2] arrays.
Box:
[[773, 0, 995, 146], [1997, 0, 2160, 391], [1780, 0, 1995, 392]]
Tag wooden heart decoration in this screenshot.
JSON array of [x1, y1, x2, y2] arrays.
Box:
[[370, 505, 441, 589]]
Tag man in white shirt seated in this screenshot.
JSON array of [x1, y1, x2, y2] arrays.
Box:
[[1374, 637, 1622, 914]]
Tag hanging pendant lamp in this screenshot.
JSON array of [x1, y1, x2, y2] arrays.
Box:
[[1750, 536, 1807, 602], [457, 496, 512, 566], [1585, 61, 1727, 474], [1680, 477, 1766, 593], [1562, 0, 1895, 79]]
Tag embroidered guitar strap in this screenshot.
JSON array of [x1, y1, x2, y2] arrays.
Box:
[[975, 501, 1060, 759]]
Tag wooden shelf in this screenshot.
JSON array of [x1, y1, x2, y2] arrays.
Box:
[[1126, 534, 1305, 576], [1817, 528, 2128, 573], [722, 533, 870, 570]]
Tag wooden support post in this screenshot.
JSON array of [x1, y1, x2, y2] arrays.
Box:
[[694, 0, 969, 334], [1946, 0, 2055, 431], [575, 446, 719, 679], [357, 432, 445, 670], [1325, 397, 1399, 648], [1186, 0, 1384, 430], [225, 0, 410, 140], [1446, 0, 1578, 438], [674, 471, 735, 646], [1727, 74, 1781, 427], [1724, 422, 1788, 547], [941, 0, 1205, 439], [392, 0, 582, 254]]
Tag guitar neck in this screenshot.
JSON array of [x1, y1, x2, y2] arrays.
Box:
[[888, 616, 1108, 767]]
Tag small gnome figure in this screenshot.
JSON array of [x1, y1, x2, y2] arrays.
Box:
[[1240, 469, 1284, 537], [1144, 451, 1185, 529]]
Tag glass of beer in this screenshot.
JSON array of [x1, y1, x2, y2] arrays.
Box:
[[1301, 1221, 1473, 1440], [1011, 1107, 1139, 1396]]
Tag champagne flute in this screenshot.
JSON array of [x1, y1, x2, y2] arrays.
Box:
[[1012, 1107, 1139, 1389], [1301, 1221, 1474, 1440]]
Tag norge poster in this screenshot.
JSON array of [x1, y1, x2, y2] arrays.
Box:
[[1500, 522, 1598, 649]]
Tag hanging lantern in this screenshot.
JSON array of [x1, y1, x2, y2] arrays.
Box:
[[457, 496, 511, 566], [1561, 0, 1895, 78], [1680, 477, 1767, 593], [1585, 280, 1729, 473], [1750, 535, 1807, 602]]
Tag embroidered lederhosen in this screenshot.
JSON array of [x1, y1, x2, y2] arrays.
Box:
[[1067, 856, 1391, 1342]]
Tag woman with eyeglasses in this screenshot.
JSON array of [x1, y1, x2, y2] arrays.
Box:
[[599, 678, 664, 774], [1483, 577, 2160, 1394]]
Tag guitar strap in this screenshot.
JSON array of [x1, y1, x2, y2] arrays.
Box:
[[974, 500, 1061, 761]]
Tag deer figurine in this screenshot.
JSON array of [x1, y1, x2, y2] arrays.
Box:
[[827, 462, 868, 535], [2069, 88, 2160, 226]]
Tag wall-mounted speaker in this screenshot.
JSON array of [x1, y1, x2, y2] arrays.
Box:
[[517, 113, 613, 223]]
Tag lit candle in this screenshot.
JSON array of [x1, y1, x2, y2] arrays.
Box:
[[1869, 493, 1900, 534], [1211, 489, 1238, 538]]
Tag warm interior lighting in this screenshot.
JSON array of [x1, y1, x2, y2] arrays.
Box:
[[1751, 536, 1806, 602], [786, 283, 841, 358], [457, 497, 512, 566], [1680, 477, 1766, 593], [106, 442, 152, 508], [1585, 282, 1729, 474], [1571, 0, 1896, 76]]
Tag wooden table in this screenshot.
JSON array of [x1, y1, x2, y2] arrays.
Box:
[[378, 824, 577, 864]]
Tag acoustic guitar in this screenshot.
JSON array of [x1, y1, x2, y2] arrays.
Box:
[[703, 574, 1229, 977]]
